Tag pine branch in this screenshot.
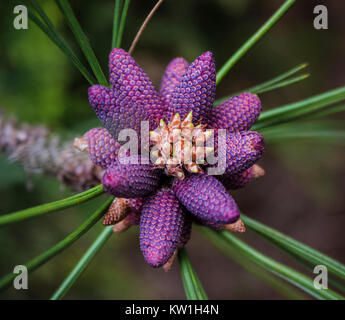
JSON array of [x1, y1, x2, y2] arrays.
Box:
[[0, 110, 102, 191]]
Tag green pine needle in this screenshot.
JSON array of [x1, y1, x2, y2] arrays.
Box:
[[0, 197, 114, 291], [263, 128, 345, 144], [260, 121, 345, 144], [254, 85, 345, 129], [51, 225, 113, 300], [27, 4, 96, 85], [0, 185, 104, 227], [54, 0, 108, 86], [255, 73, 310, 95], [216, 0, 296, 85], [111, 0, 122, 49], [203, 228, 344, 300], [215, 62, 308, 106], [178, 248, 208, 300], [247, 63, 309, 95], [241, 214, 345, 282], [116, 0, 131, 48], [195, 226, 307, 300], [305, 104, 345, 120]]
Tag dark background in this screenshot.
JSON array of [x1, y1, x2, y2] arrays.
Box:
[[0, 0, 344, 299]]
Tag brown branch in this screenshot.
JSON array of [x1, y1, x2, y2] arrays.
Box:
[[128, 0, 164, 54], [0, 109, 102, 191]]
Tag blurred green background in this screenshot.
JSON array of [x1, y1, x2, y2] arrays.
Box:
[[0, 0, 344, 299]]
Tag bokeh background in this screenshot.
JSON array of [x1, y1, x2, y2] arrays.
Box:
[[0, 0, 344, 299]]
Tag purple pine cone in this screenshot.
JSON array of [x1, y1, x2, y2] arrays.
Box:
[[219, 167, 254, 190], [172, 174, 240, 224], [140, 188, 187, 267], [84, 127, 121, 169], [102, 156, 161, 198], [109, 48, 165, 126], [160, 57, 189, 105], [191, 216, 223, 230], [81, 48, 268, 269], [88, 84, 118, 133], [167, 51, 216, 124], [211, 131, 265, 176], [218, 164, 264, 190], [207, 93, 261, 131]]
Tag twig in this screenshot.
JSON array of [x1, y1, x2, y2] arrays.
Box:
[[128, 0, 164, 54], [0, 109, 102, 191]]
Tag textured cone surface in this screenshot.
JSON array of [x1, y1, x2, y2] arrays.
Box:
[[88, 85, 118, 134], [107, 49, 165, 133], [173, 174, 240, 224], [219, 164, 264, 190], [207, 93, 261, 132], [84, 127, 121, 169], [103, 198, 129, 225], [212, 131, 265, 176], [167, 51, 216, 124], [140, 188, 186, 268], [102, 198, 144, 225], [160, 57, 189, 105], [102, 156, 161, 198]]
